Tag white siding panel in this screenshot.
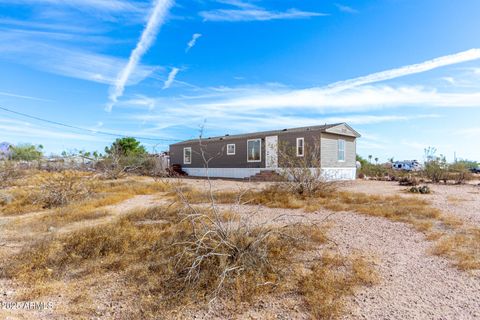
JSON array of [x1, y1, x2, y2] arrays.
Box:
[[183, 167, 356, 181], [183, 167, 262, 179], [320, 167, 356, 181]]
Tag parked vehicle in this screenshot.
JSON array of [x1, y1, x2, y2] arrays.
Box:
[[392, 160, 423, 171], [470, 166, 480, 174]]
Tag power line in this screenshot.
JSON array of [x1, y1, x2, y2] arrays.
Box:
[[0, 105, 179, 142]]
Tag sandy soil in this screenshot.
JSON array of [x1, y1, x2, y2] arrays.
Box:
[[1, 179, 480, 319], [343, 180, 480, 225]]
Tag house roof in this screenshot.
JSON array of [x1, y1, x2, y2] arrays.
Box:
[[170, 122, 360, 146]]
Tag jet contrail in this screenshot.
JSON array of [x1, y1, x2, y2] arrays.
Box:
[[163, 67, 180, 89], [106, 0, 174, 111], [324, 48, 480, 93]]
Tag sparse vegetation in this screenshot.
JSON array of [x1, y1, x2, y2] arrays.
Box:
[[0, 170, 170, 215], [173, 183, 480, 271], [3, 203, 375, 318], [300, 252, 378, 319], [1, 159, 479, 319]]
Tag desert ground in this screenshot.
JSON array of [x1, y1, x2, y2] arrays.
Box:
[[1, 174, 479, 319]]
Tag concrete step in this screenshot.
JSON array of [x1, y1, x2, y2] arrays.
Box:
[[246, 170, 284, 181]]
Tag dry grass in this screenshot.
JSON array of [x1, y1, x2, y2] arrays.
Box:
[[433, 227, 480, 270], [2, 203, 377, 319], [175, 184, 480, 271], [300, 251, 378, 319], [0, 171, 171, 215]]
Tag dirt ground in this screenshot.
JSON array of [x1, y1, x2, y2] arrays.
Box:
[[1, 178, 479, 319]]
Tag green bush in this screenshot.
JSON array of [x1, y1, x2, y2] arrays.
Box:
[[10, 144, 43, 161]]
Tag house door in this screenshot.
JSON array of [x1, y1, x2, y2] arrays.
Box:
[[265, 135, 278, 169]]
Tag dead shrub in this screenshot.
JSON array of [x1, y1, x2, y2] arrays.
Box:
[[173, 218, 324, 304], [0, 161, 23, 188], [398, 174, 419, 186], [33, 171, 96, 208], [277, 139, 337, 197], [447, 163, 473, 184]]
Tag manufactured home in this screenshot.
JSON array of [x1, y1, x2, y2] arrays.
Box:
[[169, 123, 360, 180]]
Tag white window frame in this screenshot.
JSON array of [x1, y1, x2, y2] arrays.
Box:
[[247, 139, 261, 163], [226, 143, 236, 155], [296, 137, 304, 157], [183, 147, 192, 164], [338, 139, 345, 162]]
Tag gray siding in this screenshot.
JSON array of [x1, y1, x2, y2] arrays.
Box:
[[320, 133, 356, 168], [169, 124, 358, 170], [170, 130, 324, 169], [170, 136, 266, 168]]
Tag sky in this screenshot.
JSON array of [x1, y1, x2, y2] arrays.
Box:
[[0, 0, 479, 162]]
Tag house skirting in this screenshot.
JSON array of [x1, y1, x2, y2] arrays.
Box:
[[183, 167, 263, 179], [182, 167, 356, 181], [320, 167, 356, 181]]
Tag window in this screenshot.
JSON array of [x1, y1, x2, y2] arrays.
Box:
[[227, 144, 236, 155], [183, 147, 192, 164], [338, 139, 345, 161], [247, 139, 261, 162], [296, 137, 304, 157]]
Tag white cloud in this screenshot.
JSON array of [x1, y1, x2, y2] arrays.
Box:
[[0, 40, 157, 85], [191, 85, 480, 112], [119, 95, 157, 110], [107, 0, 174, 111], [457, 127, 480, 135], [335, 4, 359, 14], [0, 118, 109, 142], [163, 67, 180, 89], [172, 49, 480, 112], [0, 0, 145, 13], [200, 1, 326, 22], [186, 33, 202, 52]]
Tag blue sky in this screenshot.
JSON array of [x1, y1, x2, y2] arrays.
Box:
[[0, 0, 479, 162]]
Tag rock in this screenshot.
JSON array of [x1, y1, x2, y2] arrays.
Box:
[[0, 192, 13, 205], [48, 226, 56, 232]]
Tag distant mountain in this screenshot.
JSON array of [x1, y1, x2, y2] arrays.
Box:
[[0, 142, 12, 159]]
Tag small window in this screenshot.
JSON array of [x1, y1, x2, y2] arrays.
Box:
[[247, 139, 261, 162], [183, 147, 192, 164], [296, 137, 304, 157], [227, 144, 236, 155], [338, 139, 345, 161]]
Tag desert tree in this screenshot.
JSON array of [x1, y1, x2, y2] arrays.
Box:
[[10, 143, 43, 161], [276, 137, 337, 196], [102, 137, 148, 179]]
